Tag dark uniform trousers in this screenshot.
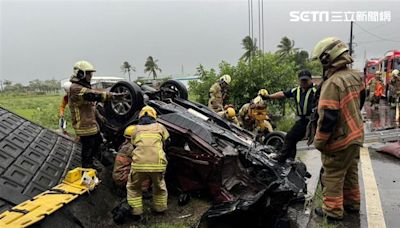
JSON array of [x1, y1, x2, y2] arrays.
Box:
[[80, 132, 102, 167], [281, 117, 309, 159]]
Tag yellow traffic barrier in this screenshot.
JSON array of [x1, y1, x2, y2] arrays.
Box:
[[0, 168, 100, 228]]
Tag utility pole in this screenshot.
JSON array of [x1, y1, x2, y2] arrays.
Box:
[[349, 21, 354, 68], [349, 21, 353, 57]]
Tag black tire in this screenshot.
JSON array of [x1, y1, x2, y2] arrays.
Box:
[[264, 131, 286, 152], [104, 81, 144, 123], [160, 80, 188, 100]]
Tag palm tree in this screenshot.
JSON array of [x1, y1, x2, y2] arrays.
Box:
[[144, 56, 162, 80], [120, 61, 136, 81], [240, 36, 258, 62], [276, 36, 298, 58]]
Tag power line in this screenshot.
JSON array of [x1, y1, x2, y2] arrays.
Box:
[[261, 0, 264, 52], [250, 0, 254, 41], [258, 0, 261, 50], [354, 22, 400, 43], [248, 0, 251, 37]]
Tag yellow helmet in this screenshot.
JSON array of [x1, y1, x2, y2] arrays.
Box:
[[124, 125, 136, 138], [225, 107, 236, 118], [311, 37, 349, 65], [258, 89, 269, 97], [219, 75, 232, 84], [392, 69, 399, 76], [139, 106, 157, 119], [73, 60, 96, 77]]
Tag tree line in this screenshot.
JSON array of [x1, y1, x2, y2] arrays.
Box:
[[0, 79, 61, 94], [188, 36, 323, 115]]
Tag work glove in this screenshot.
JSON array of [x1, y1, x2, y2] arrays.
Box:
[[261, 95, 270, 100], [111, 92, 127, 101]]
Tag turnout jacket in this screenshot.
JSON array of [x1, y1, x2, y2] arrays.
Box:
[[69, 81, 112, 136], [314, 67, 364, 152], [130, 122, 169, 172]]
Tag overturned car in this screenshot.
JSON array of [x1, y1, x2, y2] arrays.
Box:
[[97, 80, 310, 227]]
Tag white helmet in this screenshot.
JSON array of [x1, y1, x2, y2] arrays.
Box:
[[392, 69, 399, 77], [73, 60, 96, 78], [63, 81, 72, 92], [219, 74, 231, 84]]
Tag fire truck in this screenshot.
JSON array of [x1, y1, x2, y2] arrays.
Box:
[[363, 58, 379, 85], [378, 50, 400, 99]]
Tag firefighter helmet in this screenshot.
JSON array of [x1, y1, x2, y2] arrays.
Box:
[[258, 89, 269, 97], [139, 106, 157, 119], [219, 75, 231, 84], [311, 37, 349, 65], [393, 69, 399, 76], [225, 107, 236, 118], [124, 125, 136, 138], [73, 60, 96, 78]]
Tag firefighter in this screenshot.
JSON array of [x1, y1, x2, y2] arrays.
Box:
[[238, 89, 273, 139], [208, 75, 231, 112], [311, 37, 365, 221], [368, 71, 383, 108], [266, 70, 317, 162], [390, 69, 400, 103], [68, 60, 124, 168], [113, 125, 152, 190], [218, 106, 240, 126], [112, 125, 135, 187], [59, 81, 71, 118], [127, 106, 170, 219]]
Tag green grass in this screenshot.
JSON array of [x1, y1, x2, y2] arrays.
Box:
[[314, 184, 340, 228], [0, 93, 74, 133]]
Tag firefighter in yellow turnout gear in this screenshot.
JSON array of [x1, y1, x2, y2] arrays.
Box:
[[208, 75, 231, 112], [112, 126, 135, 187], [68, 60, 125, 168], [218, 106, 240, 126], [312, 37, 365, 221], [238, 89, 273, 141], [127, 106, 170, 218]]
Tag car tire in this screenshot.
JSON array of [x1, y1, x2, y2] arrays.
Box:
[[104, 81, 144, 123], [160, 80, 188, 100], [264, 131, 286, 152]]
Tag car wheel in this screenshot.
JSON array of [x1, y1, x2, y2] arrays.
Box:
[[264, 131, 286, 152], [160, 80, 188, 100], [105, 81, 144, 123]]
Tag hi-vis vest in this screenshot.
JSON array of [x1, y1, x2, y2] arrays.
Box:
[[291, 86, 317, 117], [130, 123, 169, 172]]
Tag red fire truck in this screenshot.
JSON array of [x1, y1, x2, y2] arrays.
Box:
[[378, 50, 400, 99], [363, 58, 379, 85]]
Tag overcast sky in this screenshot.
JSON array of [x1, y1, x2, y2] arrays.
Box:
[[1, 0, 400, 84]]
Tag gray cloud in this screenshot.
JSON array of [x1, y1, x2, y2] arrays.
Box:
[[1, 0, 399, 83]]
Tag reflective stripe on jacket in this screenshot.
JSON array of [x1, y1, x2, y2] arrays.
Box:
[[130, 123, 169, 172], [69, 83, 110, 136], [315, 68, 364, 152]]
